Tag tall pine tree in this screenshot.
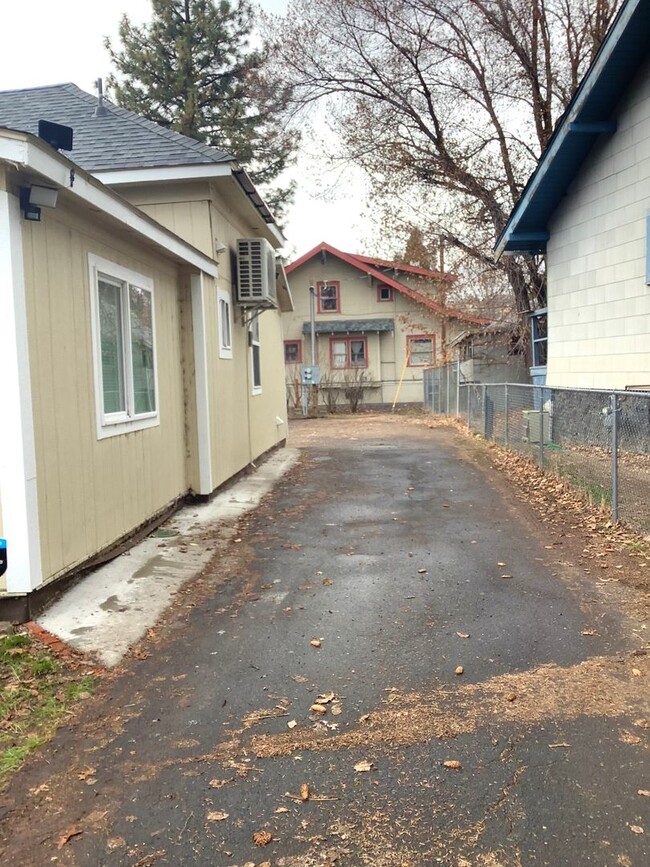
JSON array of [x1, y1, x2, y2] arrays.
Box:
[[105, 0, 296, 217]]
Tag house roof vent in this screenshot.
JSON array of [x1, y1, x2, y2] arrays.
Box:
[[37, 119, 73, 151]]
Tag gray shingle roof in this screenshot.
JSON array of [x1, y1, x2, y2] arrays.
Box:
[[0, 83, 234, 172], [302, 319, 394, 335]]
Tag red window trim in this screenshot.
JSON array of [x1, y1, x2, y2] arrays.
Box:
[[329, 335, 369, 369], [316, 280, 341, 313], [376, 283, 393, 302], [284, 339, 302, 364], [407, 334, 436, 367]]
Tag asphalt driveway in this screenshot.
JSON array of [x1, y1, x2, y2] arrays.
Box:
[[1, 414, 648, 866]]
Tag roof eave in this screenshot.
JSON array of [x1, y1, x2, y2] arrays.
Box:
[[0, 130, 218, 276], [496, 0, 646, 260]]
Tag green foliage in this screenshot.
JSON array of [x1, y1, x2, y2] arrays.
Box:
[[105, 0, 297, 217], [0, 634, 96, 788]]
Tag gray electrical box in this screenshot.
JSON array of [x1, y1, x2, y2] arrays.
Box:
[[301, 365, 321, 385]]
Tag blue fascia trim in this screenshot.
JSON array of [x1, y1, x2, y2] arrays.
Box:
[[568, 121, 617, 134]]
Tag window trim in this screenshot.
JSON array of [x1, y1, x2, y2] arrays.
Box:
[[316, 280, 341, 313], [284, 339, 302, 364], [529, 308, 548, 368], [407, 334, 436, 367], [329, 335, 368, 369], [377, 283, 393, 302], [88, 254, 160, 440], [217, 287, 233, 359], [250, 316, 262, 395]]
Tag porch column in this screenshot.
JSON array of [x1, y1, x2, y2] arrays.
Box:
[[190, 272, 214, 495], [0, 187, 43, 593]]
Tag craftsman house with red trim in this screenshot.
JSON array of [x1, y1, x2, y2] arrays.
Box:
[[284, 242, 488, 407]]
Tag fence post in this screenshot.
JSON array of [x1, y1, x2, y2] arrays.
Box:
[[611, 393, 619, 523], [504, 384, 509, 448], [456, 360, 461, 416], [445, 363, 449, 415], [482, 384, 487, 438], [467, 384, 471, 428], [538, 386, 544, 469]]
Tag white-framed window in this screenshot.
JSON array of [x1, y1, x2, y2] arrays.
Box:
[[217, 287, 233, 359], [88, 254, 159, 440], [250, 316, 262, 394]]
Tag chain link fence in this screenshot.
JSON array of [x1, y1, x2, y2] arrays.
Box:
[[424, 365, 650, 535]]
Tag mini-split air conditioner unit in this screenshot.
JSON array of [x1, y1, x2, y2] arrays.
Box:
[[236, 237, 277, 307]]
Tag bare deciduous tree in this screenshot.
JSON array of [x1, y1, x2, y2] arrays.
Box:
[[266, 0, 621, 312]]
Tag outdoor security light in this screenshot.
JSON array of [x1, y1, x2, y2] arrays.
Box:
[[19, 185, 59, 222], [29, 185, 58, 208]]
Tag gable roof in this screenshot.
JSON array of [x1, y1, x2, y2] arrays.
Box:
[[353, 253, 454, 282], [496, 0, 650, 257], [0, 128, 218, 277], [0, 83, 233, 172], [286, 242, 489, 324]]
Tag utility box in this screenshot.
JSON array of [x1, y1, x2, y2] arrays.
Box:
[[522, 410, 552, 444], [301, 365, 321, 386]]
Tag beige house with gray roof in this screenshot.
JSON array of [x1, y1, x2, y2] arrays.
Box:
[[0, 84, 292, 618]]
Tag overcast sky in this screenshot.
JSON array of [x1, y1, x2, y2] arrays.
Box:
[[0, 0, 369, 258]]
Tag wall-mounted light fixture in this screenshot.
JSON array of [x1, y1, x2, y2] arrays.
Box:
[[19, 185, 59, 222]]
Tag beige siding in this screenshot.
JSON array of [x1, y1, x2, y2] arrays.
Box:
[[208, 193, 287, 481], [22, 199, 189, 585], [114, 177, 287, 485], [120, 177, 288, 485], [546, 58, 650, 388], [284, 258, 447, 404]]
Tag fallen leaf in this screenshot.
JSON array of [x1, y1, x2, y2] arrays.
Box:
[[300, 783, 310, 801], [331, 702, 343, 716], [57, 825, 83, 849], [456, 632, 470, 639], [77, 766, 96, 780], [638, 790, 650, 797], [619, 731, 642, 745], [310, 704, 327, 715], [292, 675, 307, 683], [29, 783, 49, 796], [275, 806, 291, 814], [629, 825, 644, 835], [581, 629, 597, 636], [107, 837, 126, 849], [500, 574, 513, 579], [287, 719, 297, 729], [207, 811, 229, 822], [317, 692, 335, 704], [252, 830, 273, 846], [549, 742, 571, 749], [455, 666, 464, 676], [634, 718, 649, 728], [323, 578, 333, 586], [417, 568, 428, 574], [209, 779, 231, 789], [497, 561, 506, 567], [310, 640, 321, 648], [354, 760, 373, 772], [632, 668, 642, 677], [359, 713, 370, 722], [443, 760, 462, 770], [506, 693, 517, 702]]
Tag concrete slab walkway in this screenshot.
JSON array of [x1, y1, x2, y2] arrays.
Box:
[[38, 449, 299, 666]]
